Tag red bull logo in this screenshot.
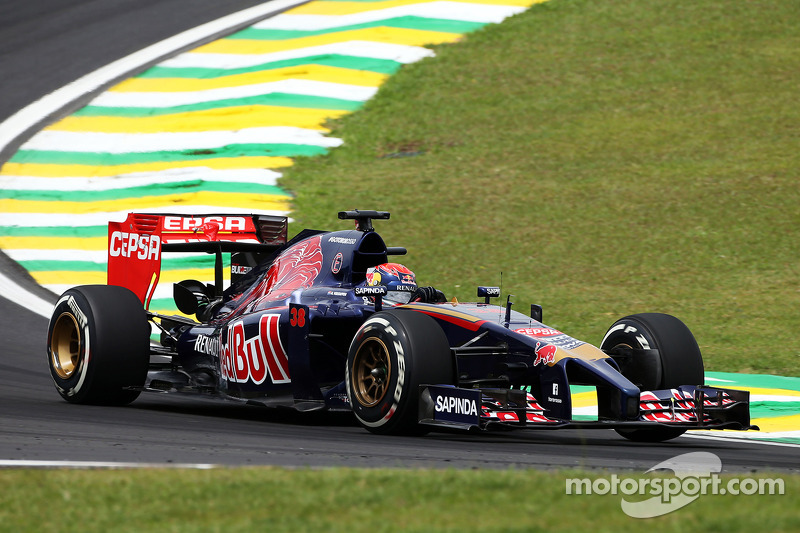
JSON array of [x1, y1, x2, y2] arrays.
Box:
[[220, 315, 290, 385], [534, 342, 557, 366]]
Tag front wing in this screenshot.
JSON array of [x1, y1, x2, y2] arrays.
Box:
[[418, 385, 758, 432]]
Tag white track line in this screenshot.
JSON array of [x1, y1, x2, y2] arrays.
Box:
[[683, 433, 800, 448], [0, 270, 62, 316], [0, 460, 217, 469]]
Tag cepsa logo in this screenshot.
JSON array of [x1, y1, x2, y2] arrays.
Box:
[[163, 215, 249, 232], [109, 231, 161, 260], [220, 314, 290, 385], [515, 327, 561, 337]]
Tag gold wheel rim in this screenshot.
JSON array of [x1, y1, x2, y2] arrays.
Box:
[[51, 312, 82, 379], [352, 338, 391, 407]]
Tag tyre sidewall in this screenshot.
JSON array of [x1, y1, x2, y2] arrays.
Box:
[[46, 286, 149, 404], [602, 313, 703, 442], [346, 310, 452, 434], [601, 313, 703, 390], [601, 316, 663, 390], [346, 313, 410, 432], [47, 289, 97, 402]]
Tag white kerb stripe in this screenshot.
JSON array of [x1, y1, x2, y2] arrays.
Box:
[[255, 2, 527, 30], [89, 79, 378, 108], [0, 207, 292, 227], [161, 42, 435, 70], [0, 168, 282, 190], [21, 127, 343, 153]]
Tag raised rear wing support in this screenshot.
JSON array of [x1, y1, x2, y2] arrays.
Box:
[[108, 213, 288, 308]]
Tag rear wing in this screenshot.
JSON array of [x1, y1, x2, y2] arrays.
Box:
[[108, 213, 287, 308]]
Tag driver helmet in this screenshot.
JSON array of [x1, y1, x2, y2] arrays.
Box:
[[365, 263, 417, 304]]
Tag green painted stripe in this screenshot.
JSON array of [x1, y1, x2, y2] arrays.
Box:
[[138, 55, 401, 79], [0, 226, 107, 237], [229, 17, 484, 40], [74, 94, 364, 118], [10, 144, 329, 165], [20, 260, 106, 272], [149, 297, 184, 311], [751, 437, 800, 445], [750, 401, 800, 419], [20, 256, 231, 272], [0, 181, 290, 202]]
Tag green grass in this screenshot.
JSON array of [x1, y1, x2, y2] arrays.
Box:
[[280, 0, 800, 377], [1, 468, 797, 532]]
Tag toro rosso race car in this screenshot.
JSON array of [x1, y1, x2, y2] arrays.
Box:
[[46, 210, 756, 442]]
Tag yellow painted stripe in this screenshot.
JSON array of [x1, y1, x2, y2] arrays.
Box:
[[48, 106, 349, 134], [0, 191, 291, 214], [194, 27, 461, 55], [31, 271, 105, 286], [571, 391, 598, 408], [0, 236, 106, 250], [33, 268, 230, 286], [0, 157, 294, 178], [110, 66, 387, 93], [290, 0, 545, 16], [402, 302, 485, 325], [749, 414, 800, 433], [150, 307, 195, 319], [31, 271, 102, 285]]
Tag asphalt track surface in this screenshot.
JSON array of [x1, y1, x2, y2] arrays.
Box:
[[1, 0, 797, 472]]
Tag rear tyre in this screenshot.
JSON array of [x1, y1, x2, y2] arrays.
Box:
[[47, 285, 150, 405], [346, 310, 453, 435], [601, 313, 704, 442]]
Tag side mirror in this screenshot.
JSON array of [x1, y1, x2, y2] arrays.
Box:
[[173, 280, 213, 315], [477, 286, 500, 304]]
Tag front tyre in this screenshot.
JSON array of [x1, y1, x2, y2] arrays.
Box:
[[47, 285, 150, 405], [601, 313, 704, 442], [346, 310, 453, 435]]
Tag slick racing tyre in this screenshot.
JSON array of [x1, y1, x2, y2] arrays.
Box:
[[346, 309, 454, 435], [601, 313, 704, 442], [47, 285, 150, 405]]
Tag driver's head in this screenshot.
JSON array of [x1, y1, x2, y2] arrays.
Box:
[[365, 263, 417, 304]]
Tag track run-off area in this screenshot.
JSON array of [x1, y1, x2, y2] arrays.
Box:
[[1, 0, 798, 463]]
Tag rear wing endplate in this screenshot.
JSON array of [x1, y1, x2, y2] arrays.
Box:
[[108, 213, 287, 308]]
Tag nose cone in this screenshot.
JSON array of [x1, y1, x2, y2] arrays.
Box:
[[537, 342, 610, 367]]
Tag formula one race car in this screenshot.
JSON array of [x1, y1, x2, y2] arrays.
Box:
[[46, 210, 756, 442]]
